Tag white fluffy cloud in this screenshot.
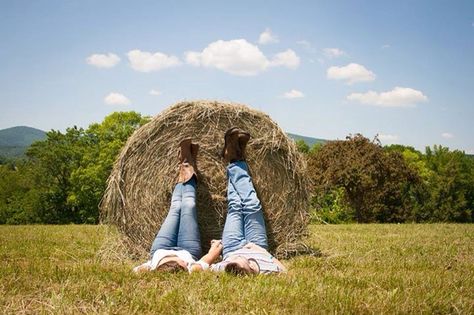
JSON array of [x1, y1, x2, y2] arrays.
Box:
[[258, 28, 279, 45], [378, 134, 399, 143], [104, 92, 130, 105], [441, 132, 454, 139], [149, 89, 162, 96], [86, 53, 120, 68], [127, 49, 181, 72], [347, 87, 428, 107], [185, 39, 300, 76], [323, 48, 346, 58], [283, 89, 304, 99], [185, 39, 267, 76], [327, 63, 376, 84], [270, 49, 300, 69], [185, 51, 201, 67]]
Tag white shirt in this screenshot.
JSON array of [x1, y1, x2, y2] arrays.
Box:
[[133, 249, 209, 273], [150, 249, 195, 270]]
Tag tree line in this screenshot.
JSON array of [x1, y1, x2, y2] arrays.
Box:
[[0, 112, 149, 224], [297, 135, 474, 223], [1, 112, 473, 224]]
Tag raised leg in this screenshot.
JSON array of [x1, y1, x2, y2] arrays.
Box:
[[227, 161, 268, 250], [149, 183, 183, 257], [176, 177, 202, 259], [222, 176, 247, 256]]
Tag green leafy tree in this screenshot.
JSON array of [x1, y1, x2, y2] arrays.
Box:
[[384, 145, 433, 180], [423, 145, 474, 222], [310, 187, 352, 224], [308, 134, 420, 223], [68, 112, 150, 223], [0, 161, 43, 224], [26, 127, 87, 223], [10, 111, 150, 224], [309, 143, 324, 155], [295, 139, 310, 154]]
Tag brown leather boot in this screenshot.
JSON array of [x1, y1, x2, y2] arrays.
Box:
[[238, 131, 250, 160], [222, 127, 250, 163], [177, 139, 199, 183]]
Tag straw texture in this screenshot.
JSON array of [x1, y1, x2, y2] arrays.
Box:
[[100, 100, 309, 258]]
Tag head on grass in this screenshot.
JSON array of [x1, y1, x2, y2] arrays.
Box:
[[156, 257, 187, 273], [224, 257, 260, 275]]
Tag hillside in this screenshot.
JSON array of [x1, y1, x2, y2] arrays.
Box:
[[0, 126, 46, 158], [287, 132, 327, 147], [0, 125, 325, 159]]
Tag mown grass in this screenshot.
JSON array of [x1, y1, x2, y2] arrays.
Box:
[[0, 224, 473, 314]]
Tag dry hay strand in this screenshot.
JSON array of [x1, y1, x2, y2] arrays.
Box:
[[95, 225, 146, 264], [100, 100, 310, 259]]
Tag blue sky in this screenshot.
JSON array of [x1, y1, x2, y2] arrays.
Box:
[[1, 0, 473, 153]]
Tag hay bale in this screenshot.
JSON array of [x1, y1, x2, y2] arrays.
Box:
[[100, 100, 310, 258]]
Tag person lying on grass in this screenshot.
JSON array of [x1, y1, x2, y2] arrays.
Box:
[[208, 127, 287, 275], [133, 139, 222, 273]]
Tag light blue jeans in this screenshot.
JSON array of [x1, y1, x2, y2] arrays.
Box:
[[222, 161, 268, 256], [149, 177, 202, 260]]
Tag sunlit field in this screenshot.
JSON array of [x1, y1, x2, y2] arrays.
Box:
[[1, 224, 473, 314]]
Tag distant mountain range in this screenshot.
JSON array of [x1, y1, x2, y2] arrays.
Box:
[[1, 125, 472, 160], [0, 126, 46, 158], [0, 126, 324, 159], [287, 133, 327, 147]]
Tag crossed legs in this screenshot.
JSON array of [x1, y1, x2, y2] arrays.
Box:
[[222, 160, 268, 256], [149, 177, 202, 259]]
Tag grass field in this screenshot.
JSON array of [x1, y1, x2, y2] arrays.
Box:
[[1, 224, 473, 314]]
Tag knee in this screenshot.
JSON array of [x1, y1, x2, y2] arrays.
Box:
[[227, 199, 242, 212], [243, 202, 261, 214], [181, 198, 196, 211]]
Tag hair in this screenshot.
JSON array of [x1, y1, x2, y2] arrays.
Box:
[[155, 260, 187, 273], [224, 262, 249, 276]]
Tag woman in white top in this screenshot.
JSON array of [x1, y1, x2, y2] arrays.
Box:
[[134, 139, 222, 273]]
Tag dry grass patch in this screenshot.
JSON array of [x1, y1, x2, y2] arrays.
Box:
[[0, 224, 473, 314]]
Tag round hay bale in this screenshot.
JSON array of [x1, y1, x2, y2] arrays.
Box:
[[100, 100, 310, 258]]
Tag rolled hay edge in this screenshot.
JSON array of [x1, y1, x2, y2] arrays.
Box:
[[100, 100, 310, 260]]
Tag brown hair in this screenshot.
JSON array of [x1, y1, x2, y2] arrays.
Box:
[[224, 262, 251, 276], [155, 261, 187, 273]]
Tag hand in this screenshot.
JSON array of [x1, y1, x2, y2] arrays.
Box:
[[189, 263, 204, 273], [210, 239, 222, 248], [209, 239, 223, 254], [199, 240, 223, 265]]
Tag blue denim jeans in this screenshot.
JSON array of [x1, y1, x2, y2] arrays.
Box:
[[222, 161, 268, 256], [149, 177, 202, 260]]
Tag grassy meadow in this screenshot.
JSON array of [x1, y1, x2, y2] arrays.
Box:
[[1, 224, 473, 314]]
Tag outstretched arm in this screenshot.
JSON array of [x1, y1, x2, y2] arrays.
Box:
[[190, 240, 223, 272], [200, 240, 223, 264]]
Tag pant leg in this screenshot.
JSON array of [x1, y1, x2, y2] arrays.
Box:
[[176, 177, 202, 259], [149, 183, 183, 257], [222, 176, 247, 256], [227, 161, 268, 250]]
